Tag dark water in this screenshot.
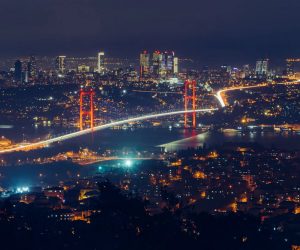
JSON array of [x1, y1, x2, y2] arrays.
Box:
[[161, 130, 300, 151], [1, 127, 300, 189], [1, 126, 300, 152]]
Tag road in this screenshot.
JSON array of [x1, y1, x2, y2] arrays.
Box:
[[215, 80, 300, 107]]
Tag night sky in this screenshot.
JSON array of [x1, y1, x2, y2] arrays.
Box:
[[1, 0, 300, 64]]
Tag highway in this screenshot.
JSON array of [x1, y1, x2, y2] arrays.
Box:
[[215, 83, 268, 107], [215, 80, 300, 107], [0, 108, 216, 154]]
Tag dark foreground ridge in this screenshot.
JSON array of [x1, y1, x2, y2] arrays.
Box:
[[0, 180, 298, 250]]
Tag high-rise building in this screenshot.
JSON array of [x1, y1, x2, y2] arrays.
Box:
[[56, 56, 66, 74], [139, 51, 150, 78], [27, 55, 37, 79], [164, 51, 175, 76], [255, 59, 269, 77], [97, 52, 105, 74], [242, 64, 250, 78], [173, 57, 179, 74], [14, 60, 22, 82], [140, 50, 178, 78], [152, 51, 163, 77]]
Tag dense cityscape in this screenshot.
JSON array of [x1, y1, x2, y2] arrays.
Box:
[[1, 0, 300, 249]]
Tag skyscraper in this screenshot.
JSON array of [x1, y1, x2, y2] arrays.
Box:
[[242, 64, 250, 78], [164, 51, 175, 76], [140, 50, 178, 79], [255, 59, 269, 77], [56, 56, 66, 74], [27, 55, 37, 79], [97, 52, 105, 74], [14, 60, 22, 82], [152, 51, 163, 77], [173, 57, 179, 74], [140, 51, 150, 78]]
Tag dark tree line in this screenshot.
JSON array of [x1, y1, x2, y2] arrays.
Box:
[[0, 181, 291, 250]]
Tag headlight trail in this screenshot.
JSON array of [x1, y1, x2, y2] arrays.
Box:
[[215, 80, 300, 107]]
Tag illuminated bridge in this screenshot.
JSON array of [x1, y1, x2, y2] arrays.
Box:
[[1, 79, 299, 154], [0, 108, 216, 154]]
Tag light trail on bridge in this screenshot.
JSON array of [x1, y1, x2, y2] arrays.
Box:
[[132, 90, 182, 94], [0, 108, 216, 154], [2, 80, 299, 154]]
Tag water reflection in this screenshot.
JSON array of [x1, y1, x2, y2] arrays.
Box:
[[161, 130, 300, 151]]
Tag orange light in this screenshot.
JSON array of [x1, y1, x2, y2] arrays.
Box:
[[79, 87, 95, 130], [184, 80, 197, 128]]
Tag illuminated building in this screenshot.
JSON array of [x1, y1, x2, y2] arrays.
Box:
[[164, 51, 175, 77], [140, 50, 178, 78], [97, 51, 105, 74], [78, 65, 90, 73], [173, 57, 179, 74], [27, 55, 37, 79], [139, 51, 150, 78], [255, 59, 269, 78], [152, 50, 163, 77], [55, 55, 66, 74], [242, 64, 250, 78]]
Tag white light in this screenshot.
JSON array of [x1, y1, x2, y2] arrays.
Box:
[[16, 186, 29, 193], [124, 160, 132, 167]]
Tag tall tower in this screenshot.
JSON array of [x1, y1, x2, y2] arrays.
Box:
[[184, 80, 197, 128], [255, 59, 269, 78], [97, 52, 105, 74], [173, 57, 179, 74], [28, 55, 37, 79], [164, 51, 175, 77], [152, 51, 163, 78], [56, 56, 66, 74], [139, 51, 150, 79], [79, 84, 95, 131]]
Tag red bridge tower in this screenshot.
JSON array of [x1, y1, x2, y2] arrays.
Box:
[[184, 80, 197, 128], [79, 87, 95, 130]]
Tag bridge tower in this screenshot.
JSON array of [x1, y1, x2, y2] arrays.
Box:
[[184, 80, 197, 128], [79, 86, 95, 131]]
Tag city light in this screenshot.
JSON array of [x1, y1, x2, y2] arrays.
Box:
[[1, 1, 300, 249], [124, 159, 133, 167], [16, 187, 29, 193]]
